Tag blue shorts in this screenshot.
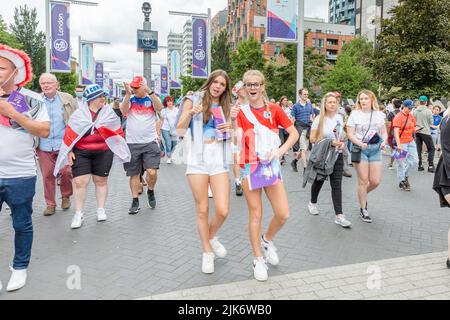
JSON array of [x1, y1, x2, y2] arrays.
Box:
[[361, 143, 382, 162]]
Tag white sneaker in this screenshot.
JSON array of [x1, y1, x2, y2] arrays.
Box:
[[97, 208, 107, 222], [253, 257, 268, 281], [71, 212, 84, 229], [166, 158, 172, 164], [308, 202, 319, 215], [0, 279, 2, 292], [261, 237, 279, 266], [202, 252, 215, 274], [335, 214, 352, 228], [209, 237, 227, 258], [6, 267, 27, 292]]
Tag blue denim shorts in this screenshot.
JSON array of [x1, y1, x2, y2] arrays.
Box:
[[361, 143, 382, 162]]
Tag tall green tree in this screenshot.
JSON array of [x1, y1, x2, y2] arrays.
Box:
[[230, 37, 265, 83], [0, 15, 22, 48], [323, 37, 378, 99], [179, 67, 204, 96], [10, 5, 46, 91], [373, 0, 450, 99], [212, 30, 231, 74], [264, 43, 328, 103]]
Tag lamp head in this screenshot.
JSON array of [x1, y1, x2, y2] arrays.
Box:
[[142, 2, 151, 20]]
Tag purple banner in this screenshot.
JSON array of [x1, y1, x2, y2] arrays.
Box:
[[160, 65, 168, 95], [109, 78, 113, 97], [95, 62, 103, 88], [50, 2, 71, 72], [192, 17, 208, 78]]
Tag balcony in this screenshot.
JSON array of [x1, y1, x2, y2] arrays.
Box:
[[326, 53, 338, 60]]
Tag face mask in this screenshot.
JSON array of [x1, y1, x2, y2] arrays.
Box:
[[76, 92, 83, 98]]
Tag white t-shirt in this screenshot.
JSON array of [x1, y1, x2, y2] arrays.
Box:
[[161, 107, 179, 132], [0, 104, 49, 179], [311, 114, 344, 140], [125, 95, 158, 144], [347, 110, 385, 143]]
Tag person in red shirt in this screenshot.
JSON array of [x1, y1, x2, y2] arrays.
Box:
[[230, 70, 298, 282], [67, 85, 118, 229], [392, 99, 420, 191]]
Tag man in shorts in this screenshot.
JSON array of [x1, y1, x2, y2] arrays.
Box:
[[120, 76, 163, 214]]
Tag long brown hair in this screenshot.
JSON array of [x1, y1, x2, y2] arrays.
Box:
[[200, 69, 232, 123]]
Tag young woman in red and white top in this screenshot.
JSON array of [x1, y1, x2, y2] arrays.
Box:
[[230, 70, 299, 281]]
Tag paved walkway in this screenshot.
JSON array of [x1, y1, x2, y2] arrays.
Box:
[[141, 251, 450, 300], [0, 154, 449, 299]]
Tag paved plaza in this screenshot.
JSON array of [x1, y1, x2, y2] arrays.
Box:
[[0, 154, 449, 300]]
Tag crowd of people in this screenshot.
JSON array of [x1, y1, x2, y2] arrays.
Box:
[[0, 43, 449, 293]]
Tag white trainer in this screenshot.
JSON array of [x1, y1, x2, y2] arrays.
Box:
[[6, 267, 27, 292], [335, 214, 352, 228], [97, 208, 107, 222], [71, 212, 84, 229], [261, 237, 280, 266], [208, 186, 213, 198], [202, 252, 215, 274], [166, 158, 172, 164], [209, 237, 227, 258], [253, 258, 268, 281], [308, 202, 319, 215]]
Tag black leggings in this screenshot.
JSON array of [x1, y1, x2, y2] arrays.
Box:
[[310, 153, 344, 215]]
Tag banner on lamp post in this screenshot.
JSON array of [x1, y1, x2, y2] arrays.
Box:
[[266, 0, 297, 42], [50, 1, 71, 72], [192, 17, 208, 78], [169, 50, 182, 89], [81, 42, 94, 85], [160, 65, 168, 95], [95, 62, 104, 88]]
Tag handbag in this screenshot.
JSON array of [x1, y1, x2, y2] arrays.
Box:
[[351, 111, 373, 163]]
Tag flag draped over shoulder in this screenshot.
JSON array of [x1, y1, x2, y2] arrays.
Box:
[[54, 103, 131, 177]]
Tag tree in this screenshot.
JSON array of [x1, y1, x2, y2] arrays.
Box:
[[373, 0, 450, 99], [55, 72, 78, 96], [10, 5, 46, 91], [211, 30, 231, 74], [264, 43, 328, 103], [230, 37, 265, 83], [323, 37, 378, 99], [179, 67, 204, 96], [0, 15, 22, 48]]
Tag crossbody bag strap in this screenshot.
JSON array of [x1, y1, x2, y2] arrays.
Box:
[[399, 114, 409, 138], [361, 110, 373, 142]]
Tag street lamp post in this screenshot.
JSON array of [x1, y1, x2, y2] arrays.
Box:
[[78, 38, 110, 85], [296, 0, 305, 96], [45, 0, 98, 73], [168, 9, 212, 77], [142, 2, 152, 88]]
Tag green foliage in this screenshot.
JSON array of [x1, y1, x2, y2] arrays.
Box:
[[212, 30, 232, 74], [55, 72, 78, 96], [9, 5, 46, 91], [0, 15, 22, 48], [373, 0, 450, 99], [323, 37, 378, 99], [230, 36, 265, 83], [264, 43, 328, 103], [180, 67, 204, 96]]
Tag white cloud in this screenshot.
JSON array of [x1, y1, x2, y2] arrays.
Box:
[[1, 0, 328, 82]]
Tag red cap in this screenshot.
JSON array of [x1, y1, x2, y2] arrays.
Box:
[[130, 76, 147, 88], [334, 92, 341, 98]]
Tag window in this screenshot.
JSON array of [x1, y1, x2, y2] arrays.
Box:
[[260, 33, 265, 43]]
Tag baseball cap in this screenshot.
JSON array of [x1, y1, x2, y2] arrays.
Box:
[[403, 99, 414, 109], [419, 95, 428, 102], [84, 84, 108, 103], [130, 76, 147, 89], [232, 81, 244, 97]]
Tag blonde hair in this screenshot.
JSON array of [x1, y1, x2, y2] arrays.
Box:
[[199, 69, 232, 123], [354, 90, 379, 111], [316, 92, 338, 141]]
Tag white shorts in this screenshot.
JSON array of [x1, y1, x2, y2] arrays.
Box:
[[299, 130, 309, 151], [186, 142, 229, 176]]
